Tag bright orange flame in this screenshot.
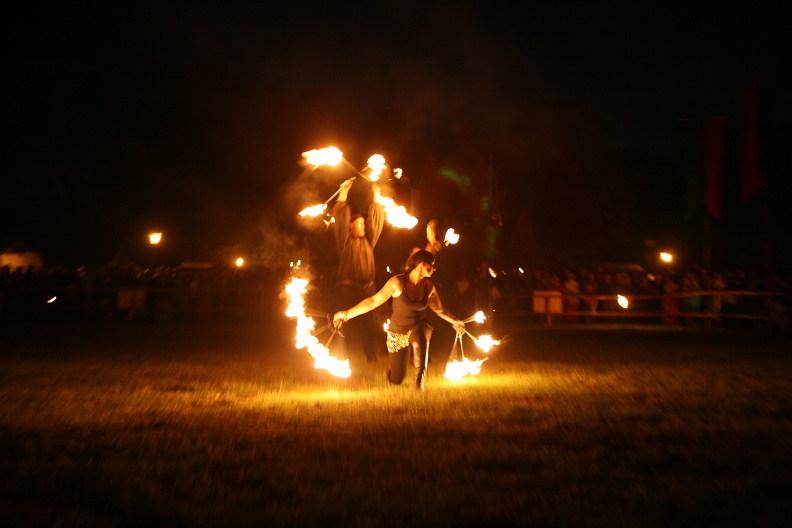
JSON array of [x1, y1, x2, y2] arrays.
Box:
[[374, 195, 418, 229], [444, 228, 459, 245], [393, 168, 403, 179], [660, 252, 673, 263], [444, 357, 488, 380], [366, 154, 386, 181], [285, 278, 351, 378], [473, 334, 500, 353], [299, 203, 327, 217], [235, 258, 244, 268], [462, 311, 487, 324], [148, 232, 162, 245], [383, 318, 390, 332], [302, 146, 343, 167]]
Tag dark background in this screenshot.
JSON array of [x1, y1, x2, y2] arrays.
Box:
[[4, 1, 791, 270]]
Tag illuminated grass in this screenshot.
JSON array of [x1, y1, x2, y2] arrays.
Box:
[[1, 321, 791, 526]]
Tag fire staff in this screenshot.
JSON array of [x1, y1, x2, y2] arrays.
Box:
[[334, 250, 465, 390]]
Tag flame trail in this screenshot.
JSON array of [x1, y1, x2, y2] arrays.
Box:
[[285, 277, 351, 378], [374, 195, 418, 229]]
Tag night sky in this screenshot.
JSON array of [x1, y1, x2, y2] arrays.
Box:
[[4, 2, 791, 269]]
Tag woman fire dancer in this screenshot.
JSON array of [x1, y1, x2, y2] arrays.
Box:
[[333, 250, 465, 390]]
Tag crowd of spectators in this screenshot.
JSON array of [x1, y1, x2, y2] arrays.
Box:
[[484, 263, 791, 329], [1, 260, 789, 329]]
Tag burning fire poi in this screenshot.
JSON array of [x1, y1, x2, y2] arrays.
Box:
[[285, 277, 351, 378], [299, 203, 328, 218], [444, 355, 488, 380], [302, 146, 343, 167], [443, 312, 501, 380], [444, 228, 460, 246], [374, 194, 418, 229], [366, 154, 387, 181]]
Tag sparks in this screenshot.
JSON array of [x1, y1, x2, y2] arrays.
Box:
[[285, 277, 351, 378]]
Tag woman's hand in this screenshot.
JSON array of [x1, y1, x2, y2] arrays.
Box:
[[333, 311, 348, 327], [452, 321, 465, 335]]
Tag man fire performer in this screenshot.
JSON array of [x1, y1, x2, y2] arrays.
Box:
[[332, 177, 386, 363], [333, 250, 465, 390]]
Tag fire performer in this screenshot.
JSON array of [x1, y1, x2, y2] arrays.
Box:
[[332, 177, 386, 363], [333, 250, 465, 390]]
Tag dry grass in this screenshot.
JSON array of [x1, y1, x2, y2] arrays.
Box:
[[1, 319, 791, 527]]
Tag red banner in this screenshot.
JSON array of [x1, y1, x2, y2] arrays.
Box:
[[740, 90, 764, 205], [703, 117, 726, 218]]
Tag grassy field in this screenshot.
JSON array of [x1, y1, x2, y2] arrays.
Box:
[[1, 317, 791, 527]]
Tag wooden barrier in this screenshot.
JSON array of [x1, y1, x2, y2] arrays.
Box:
[[496, 290, 791, 329]]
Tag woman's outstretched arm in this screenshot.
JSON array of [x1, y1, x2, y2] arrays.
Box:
[[333, 276, 399, 326], [427, 283, 465, 334]]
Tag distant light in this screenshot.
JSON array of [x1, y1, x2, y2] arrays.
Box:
[[518, 267, 524, 274], [47, 296, 57, 303], [618, 295, 629, 309], [659, 252, 673, 263], [386, 266, 391, 273], [488, 267, 497, 278], [149, 232, 162, 245], [235, 258, 244, 268]]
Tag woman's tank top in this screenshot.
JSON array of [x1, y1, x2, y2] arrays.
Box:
[[390, 273, 430, 333]]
